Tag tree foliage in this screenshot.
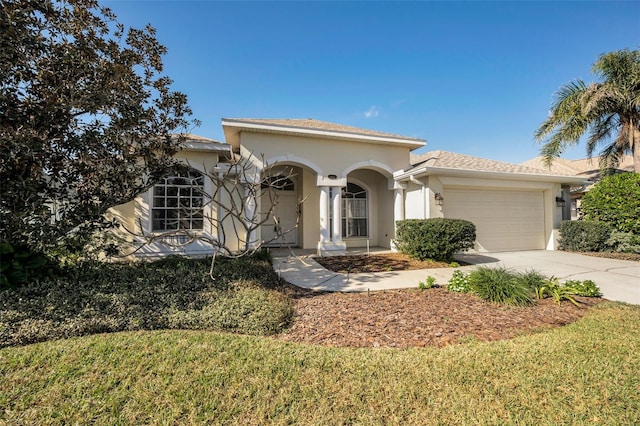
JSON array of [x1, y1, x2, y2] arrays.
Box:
[[580, 172, 640, 235], [534, 49, 640, 172], [0, 0, 196, 254]]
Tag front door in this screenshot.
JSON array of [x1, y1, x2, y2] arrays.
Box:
[[261, 176, 298, 246]]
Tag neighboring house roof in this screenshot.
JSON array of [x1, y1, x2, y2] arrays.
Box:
[[221, 118, 426, 151], [521, 155, 634, 177], [521, 155, 634, 194], [176, 133, 233, 157], [397, 150, 585, 184]]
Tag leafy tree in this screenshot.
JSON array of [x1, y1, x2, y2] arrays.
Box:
[[580, 172, 640, 235], [534, 49, 640, 172], [0, 0, 196, 254]]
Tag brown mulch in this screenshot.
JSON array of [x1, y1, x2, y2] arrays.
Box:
[[579, 251, 640, 262], [276, 251, 612, 349], [313, 253, 460, 273], [277, 287, 604, 348]]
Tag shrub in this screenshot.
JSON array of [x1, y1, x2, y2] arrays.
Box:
[[467, 267, 534, 306], [168, 284, 293, 335], [0, 253, 292, 348], [558, 220, 612, 252], [606, 231, 640, 254], [564, 279, 602, 297], [0, 241, 51, 289], [581, 172, 640, 235], [395, 219, 476, 262], [532, 277, 579, 306], [447, 270, 471, 293]]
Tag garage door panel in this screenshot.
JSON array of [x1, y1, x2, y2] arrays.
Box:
[[444, 188, 545, 251]]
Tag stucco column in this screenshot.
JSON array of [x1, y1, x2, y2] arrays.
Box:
[[331, 187, 342, 243], [393, 188, 405, 225], [319, 186, 330, 243]]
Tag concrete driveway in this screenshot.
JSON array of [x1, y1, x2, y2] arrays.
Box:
[[272, 250, 639, 305]]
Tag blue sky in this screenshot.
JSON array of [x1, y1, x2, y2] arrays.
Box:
[[104, 1, 639, 164]]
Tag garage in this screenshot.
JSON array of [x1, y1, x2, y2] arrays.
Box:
[[443, 188, 546, 251]]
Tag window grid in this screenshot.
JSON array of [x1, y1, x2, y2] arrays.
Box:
[[341, 182, 368, 238], [151, 171, 205, 232]]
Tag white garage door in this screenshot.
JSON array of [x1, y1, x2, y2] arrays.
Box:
[[443, 188, 545, 251]]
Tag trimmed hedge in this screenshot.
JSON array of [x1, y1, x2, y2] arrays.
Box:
[[394, 218, 476, 262], [558, 220, 612, 252]]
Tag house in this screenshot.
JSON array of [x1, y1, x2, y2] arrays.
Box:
[[522, 155, 635, 219], [110, 118, 586, 257]]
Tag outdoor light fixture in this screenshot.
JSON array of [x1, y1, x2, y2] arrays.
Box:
[[434, 192, 444, 205], [327, 174, 337, 180], [555, 196, 566, 207]]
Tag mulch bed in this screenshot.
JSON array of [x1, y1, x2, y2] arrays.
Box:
[[313, 253, 460, 273], [275, 251, 612, 349], [277, 287, 603, 348]]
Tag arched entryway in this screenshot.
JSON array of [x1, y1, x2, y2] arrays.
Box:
[[260, 173, 298, 246]]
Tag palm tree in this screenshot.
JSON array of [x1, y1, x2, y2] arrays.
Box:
[[534, 49, 640, 172]]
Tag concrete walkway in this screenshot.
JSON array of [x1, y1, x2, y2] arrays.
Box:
[[271, 249, 639, 305]]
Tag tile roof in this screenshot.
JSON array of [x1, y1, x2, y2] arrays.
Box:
[[223, 118, 425, 142], [409, 150, 571, 175], [521, 155, 634, 176]]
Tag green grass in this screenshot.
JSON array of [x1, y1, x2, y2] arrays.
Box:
[[1, 302, 639, 424]]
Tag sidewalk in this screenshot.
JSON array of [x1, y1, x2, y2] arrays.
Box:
[[271, 249, 640, 305]]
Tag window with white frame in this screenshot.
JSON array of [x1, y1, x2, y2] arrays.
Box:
[[151, 170, 205, 232], [342, 182, 368, 237]]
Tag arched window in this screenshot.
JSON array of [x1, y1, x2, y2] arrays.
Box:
[[342, 182, 368, 237], [151, 169, 204, 231]]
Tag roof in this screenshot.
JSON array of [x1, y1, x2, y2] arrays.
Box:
[[397, 150, 585, 184], [221, 118, 426, 150], [174, 133, 232, 157], [521, 155, 635, 178], [410, 150, 574, 175]]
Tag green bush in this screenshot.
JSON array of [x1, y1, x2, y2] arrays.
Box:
[[395, 219, 476, 262], [0, 241, 51, 289], [447, 270, 471, 293], [0, 253, 292, 348], [558, 220, 612, 252], [581, 172, 640, 235], [606, 231, 640, 254], [467, 267, 534, 306], [563, 279, 602, 297]]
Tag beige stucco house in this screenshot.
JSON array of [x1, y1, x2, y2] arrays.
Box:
[[111, 118, 586, 257]]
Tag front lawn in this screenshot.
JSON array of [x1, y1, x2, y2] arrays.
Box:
[[1, 302, 639, 424]]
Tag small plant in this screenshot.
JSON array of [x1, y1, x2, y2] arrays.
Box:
[[534, 277, 579, 306], [449, 261, 460, 268], [467, 267, 534, 306], [418, 276, 437, 290], [447, 270, 471, 293], [564, 279, 602, 297]]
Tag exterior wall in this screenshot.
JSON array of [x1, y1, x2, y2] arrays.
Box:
[[108, 150, 221, 259], [240, 132, 410, 180], [404, 181, 425, 219], [301, 167, 320, 249]]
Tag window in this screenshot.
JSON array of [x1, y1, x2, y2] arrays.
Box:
[[342, 182, 368, 237], [151, 170, 205, 231]]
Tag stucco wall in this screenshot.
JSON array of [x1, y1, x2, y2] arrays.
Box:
[[108, 150, 222, 259], [240, 132, 411, 179]]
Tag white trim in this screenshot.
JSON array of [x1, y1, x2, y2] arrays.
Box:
[[221, 118, 426, 149], [395, 165, 587, 185], [343, 160, 395, 178], [262, 154, 324, 176]]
